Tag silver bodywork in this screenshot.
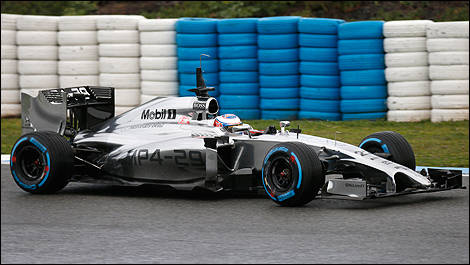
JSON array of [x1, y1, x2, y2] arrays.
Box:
[[70, 96, 432, 198], [21, 90, 463, 200]]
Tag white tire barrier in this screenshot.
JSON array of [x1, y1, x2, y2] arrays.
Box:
[[385, 66, 429, 82], [18, 60, 57, 74], [139, 19, 177, 31], [20, 88, 42, 97], [141, 70, 178, 82], [384, 20, 436, 122], [387, 110, 431, 122], [1, 45, 17, 59], [99, 73, 140, 89], [431, 109, 469, 122], [426, 38, 469, 52], [383, 20, 432, 37], [58, 61, 99, 75], [384, 37, 427, 52], [97, 30, 139, 43], [2, 16, 20, 115], [58, 15, 97, 31], [387, 96, 431, 110], [428, 51, 469, 65], [96, 15, 144, 30], [431, 95, 469, 109], [97, 16, 142, 108], [141, 94, 157, 104], [140, 57, 177, 70], [99, 44, 140, 57], [17, 15, 58, 31], [385, 52, 428, 67], [140, 31, 176, 44], [1, 103, 21, 118], [430, 80, 469, 95], [426, 21, 469, 38], [99, 57, 140, 73], [57, 31, 97, 45], [16, 31, 57, 45], [1, 14, 20, 30], [1, 74, 18, 89], [57, 16, 98, 97], [429, 65, 469, 80], [140, 44, 176, 57], [387, 81, 430, 96], [1, 30, 16, 45], [141, 81, 179, 95], [59, 45, 99, 60], [427, 21, 469, 123], [18, 46, 58, 60], [0, 16, 19, 101], [19, 75, 59, 89], [114, 89, 141, 106], [1, 89, 20, 103], [140, 18, 178, 101], [1, 59, 17, 74], [59, 75, 99, 87], [115, 106, 134, 116]]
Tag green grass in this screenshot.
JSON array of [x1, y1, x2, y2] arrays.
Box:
[[2, 118, 469, 167]]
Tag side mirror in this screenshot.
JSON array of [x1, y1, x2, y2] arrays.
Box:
[[280, 121, 290, 134]]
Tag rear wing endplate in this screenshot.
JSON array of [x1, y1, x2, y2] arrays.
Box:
[[21, 86, 114, 135]]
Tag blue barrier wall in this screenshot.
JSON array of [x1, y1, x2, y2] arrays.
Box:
[[338, 21, 388, 120], [257, 16, 300, 120], [176, 18, 219, 97], [175, 18, 394, 121], [217, 18, 260, 120], [298, 18, 344, 121]]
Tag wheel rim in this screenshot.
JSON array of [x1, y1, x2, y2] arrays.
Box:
[[18, 146, 46, 181], [362, 142, 384, 155], [270, 156, 294, 192]]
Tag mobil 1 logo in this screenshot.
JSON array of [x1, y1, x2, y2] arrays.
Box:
[[141, 108, 177, 120]]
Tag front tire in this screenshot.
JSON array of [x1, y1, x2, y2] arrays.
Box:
[[359, 131, 416, 170], [10, 131, 74, 194], [262, 142, 324, 206]]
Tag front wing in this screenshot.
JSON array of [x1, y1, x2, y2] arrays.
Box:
[[321, 168, 465, 200]]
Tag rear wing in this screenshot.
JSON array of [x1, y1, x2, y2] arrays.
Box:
[[21, 86, 114, 136]]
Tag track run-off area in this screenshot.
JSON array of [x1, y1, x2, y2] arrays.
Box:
[[1, 164, 468, 264]]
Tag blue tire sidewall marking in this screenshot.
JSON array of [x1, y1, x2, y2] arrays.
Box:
[[359, 137, 382, 148], [262, 147, 303, 202], [10, 137, 27, 167], [291, 152, 302, 189], [11, 136, 51, 190], [359, 138, 390, 154]]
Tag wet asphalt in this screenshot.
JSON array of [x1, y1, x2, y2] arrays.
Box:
[[1, 165, 469, 264]]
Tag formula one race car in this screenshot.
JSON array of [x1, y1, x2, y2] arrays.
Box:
[[10, 67, 464, 206]]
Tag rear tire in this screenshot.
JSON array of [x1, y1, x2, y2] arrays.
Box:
[[10, 131, 74, 194], [359, 131, 416, 170], [262, 142, 324, 206]]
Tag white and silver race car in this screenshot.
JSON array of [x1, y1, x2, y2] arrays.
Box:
[[10, 67, 464, 206]]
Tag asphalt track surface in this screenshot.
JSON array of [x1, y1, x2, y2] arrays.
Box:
[[1, 165, 469, 264]]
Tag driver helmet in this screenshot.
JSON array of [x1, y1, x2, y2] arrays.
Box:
[[213, 114, 242, 131]]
